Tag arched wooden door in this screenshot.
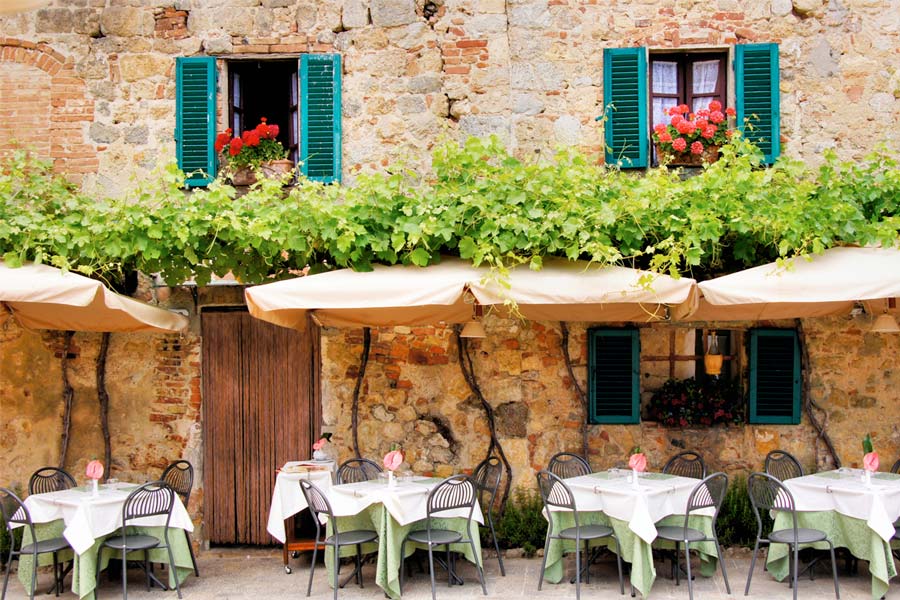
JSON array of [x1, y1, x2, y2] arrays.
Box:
[[201, 308, 320, 545]]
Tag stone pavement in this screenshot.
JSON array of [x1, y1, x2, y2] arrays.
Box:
[[3, 547, 897, 599]]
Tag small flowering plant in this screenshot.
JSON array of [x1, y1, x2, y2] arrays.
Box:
[[312, 432, 333, 452], [652, 100, 736, 159], [214, 118, 287, 170], [862, 433, 879, 472], [383, 443, 404, 472]]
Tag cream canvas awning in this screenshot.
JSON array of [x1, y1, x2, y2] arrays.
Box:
[[244, 257, 698, 329], [0, 261, 189, 333], [691, 246, 900, 321]]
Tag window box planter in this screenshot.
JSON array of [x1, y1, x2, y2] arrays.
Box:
[[655, 144, 720, 167], [229, 159, 295, 186]]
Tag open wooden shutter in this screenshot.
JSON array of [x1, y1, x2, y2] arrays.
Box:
[[735, 43, 780, 165], [603, 47, 648, 168], [588, 328, 640, 424], [749, 329, 800, 424], [175, 57, 217, 187], [300, 54, 342, 183]]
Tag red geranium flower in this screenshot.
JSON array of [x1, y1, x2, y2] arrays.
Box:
[[690, 141, 704, 155], [725, 107, 736, 117], [709, 110, 725, 124], [653, 123, 667, 135], [708, 100, 722, 112], [242, 130, 260, 146], [672, 137, 687, 152], [214, 132, 231, 153], [228, 137, 243, 156], [657, 132, 672, 143]]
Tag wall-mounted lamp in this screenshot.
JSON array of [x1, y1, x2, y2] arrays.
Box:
[[703, 329, 723, 377], [871, 298, 899, 333], [460, 303, 486, 338]]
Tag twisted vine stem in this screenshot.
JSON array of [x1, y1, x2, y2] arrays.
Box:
[[58, 330, 75, 469], [456, 327, 512, 514], [350, 327, 371, 458], [797, 321, 840, 469], [97, 332, 112, 476], [560, 322, 589, 459]]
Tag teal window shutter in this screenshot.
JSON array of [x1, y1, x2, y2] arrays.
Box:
[[175, 57, 217, 187], [301, 54, 342, 183], [588, 328, 640, 424], [749, 329, 800, 424], [603, 47, 648, 168], [735, 43, 780, 165]]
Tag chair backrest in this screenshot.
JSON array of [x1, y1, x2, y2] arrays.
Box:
[[764, 450, 804, 481], [0, 487, 34, 544], [547, 452, 591, 479], [746, 471, 798, 539], [891, 459, 900, 474], [299, 479, 336, 541], [536, 470, 580, 531], [662, 451, 706, 479], [28, 467, 77, 495], [337, 458, 383, 484], [121, 481, 176, 530], [427, 475, 477, 518], [161, 460, 194, 506], [472, 456, 502, 515], [682, 472, 728, 531]]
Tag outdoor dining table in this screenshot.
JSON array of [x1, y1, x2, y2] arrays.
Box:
[[543, 470, 718, 598], [15, 482, 195, 600], [767, 468, 900, 600], [321, 476, 484, 600]]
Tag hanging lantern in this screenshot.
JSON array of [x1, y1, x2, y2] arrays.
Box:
[[703, 330, 723, 377]]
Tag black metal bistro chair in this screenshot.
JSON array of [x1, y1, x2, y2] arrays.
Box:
[[536, 470, 624, 600], [96, 481, 183, 600], [662, 451, 707, 480], [745, 472, 839, 600], [161, 460, 199, 577], [27, 467, 77, 496], [472, 455, 505, 576], [336, 458, 383, 484], [400, 475, 487, 600], [764, 450, 804, 482], [0, 487, 71, 600], [299, 479, 378, 600], [654, 473, 731, 600], [547, 452, 591, 479]]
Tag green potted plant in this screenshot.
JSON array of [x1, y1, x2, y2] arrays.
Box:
[[647, 377, 743, 427], [215, 118, 293, 185], [652, 100, 736, 166]]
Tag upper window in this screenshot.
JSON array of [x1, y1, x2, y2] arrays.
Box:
[[175, 54, 342, 188], [602, 43, 780, 168]]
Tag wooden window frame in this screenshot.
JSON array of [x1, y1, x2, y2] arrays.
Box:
[[649, 51, 728, 131]]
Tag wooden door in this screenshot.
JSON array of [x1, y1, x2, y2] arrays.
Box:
[[201, 309, 320, 545]]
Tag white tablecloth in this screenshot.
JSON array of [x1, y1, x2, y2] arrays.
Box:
[[328, 477, 484, 526], [266, 461, 336, 543], [784, 469, 900, 542], [22, 483, 194, 555], [562, 471, 703, 543]]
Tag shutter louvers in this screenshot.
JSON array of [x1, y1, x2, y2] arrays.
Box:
[[588, 329, 640, 424], [175, 57, 217, 187], [603, 47, 648, 168], [749, 329, 800, 424], [301, 54, 342, 183], [735, 43, 780, 165]]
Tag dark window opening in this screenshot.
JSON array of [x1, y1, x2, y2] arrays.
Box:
[[228, 60, 298, 164]]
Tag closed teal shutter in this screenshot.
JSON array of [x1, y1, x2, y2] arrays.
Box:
[[603, 48, 648, 168], [749, 329, 800, 424], [588, 328, 640, 424], [735, 43, 780, 165], [175, 57, 217, 187], [301, 54, 342, 183]]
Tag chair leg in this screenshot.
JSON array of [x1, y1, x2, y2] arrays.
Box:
[[446, 546, 452, 587], [744, 538, 761, 596], [184, 529, 199, 577], [613, 535, 625, 596], [332, 545, 339, 600], [306, 543, 318, 597], [714, 537, 731, 595], [537, 532, 551, 591], [469, 537, 487, 595], [144, 550, 152, 591], [166, 544, 182, 599], [792, 544, 799, 600], [674, 541, 681, 586], [488, 512, 505, 576], [2, 548, 14, 600], [827, 542, 840, 599], [122, 548, 129, 600], [355, 544, 363, 587], [427, 545, 437, 600], [29, 550, 37, 600], [574, 537, 581, 600], [398, 540, 406, 594], [684, 542, 694, 600]]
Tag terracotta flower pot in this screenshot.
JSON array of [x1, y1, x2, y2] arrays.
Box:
[[656, 144, 720, 166], [230, 159, 295, 186]]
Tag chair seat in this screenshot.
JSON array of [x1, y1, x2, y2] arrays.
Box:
[[406, 529, 463, 546], [655, 525, 708, 543], [326, 529, 378, 546], [559, 524, 614, 541], [101, 534, 161, 551], [769, 528, 828, 545], [21, 536, 70, 554]]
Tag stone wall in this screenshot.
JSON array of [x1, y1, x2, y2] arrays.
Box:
[[1, 0, 898, 192], [321, 314, 900, 491]]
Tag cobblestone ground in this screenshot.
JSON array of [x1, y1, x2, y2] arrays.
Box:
[[3, 547, 897, 599]]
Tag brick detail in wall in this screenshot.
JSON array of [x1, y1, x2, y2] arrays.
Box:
[[154, 7, 189, 40], [151, 334, 202, 455], [441, 24, 490, 77], [0, 39, 98, 183]]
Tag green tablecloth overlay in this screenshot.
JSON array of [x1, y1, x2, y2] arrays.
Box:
[[767, 510, 898, 600], [322, 505, 482, 600], [542, 511, 717, 598], [17, 522, 194, 600]]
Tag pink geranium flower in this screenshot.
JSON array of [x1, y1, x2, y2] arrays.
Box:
[[628, 453, 647, 473]]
